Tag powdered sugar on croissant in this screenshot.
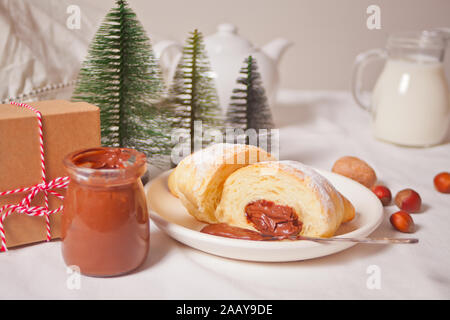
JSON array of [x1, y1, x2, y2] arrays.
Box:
[[215, 161, 355, 237], [168, 143, 276, 223]]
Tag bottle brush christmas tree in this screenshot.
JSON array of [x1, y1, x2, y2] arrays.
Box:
[[164, 29, 223, 153], [71, 0, 170, 165], [226, 55, 274, 146]]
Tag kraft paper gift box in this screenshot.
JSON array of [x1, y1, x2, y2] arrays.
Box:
[[0, 100, 100, 249]]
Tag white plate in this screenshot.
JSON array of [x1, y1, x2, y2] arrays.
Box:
[[145, 169, 383, 262]]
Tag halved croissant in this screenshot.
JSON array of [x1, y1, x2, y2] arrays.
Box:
[[168, 143, 276, 223], [215, 161, 355, 237]]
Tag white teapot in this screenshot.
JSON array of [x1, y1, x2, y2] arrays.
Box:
[[154, 23, 292, 112]]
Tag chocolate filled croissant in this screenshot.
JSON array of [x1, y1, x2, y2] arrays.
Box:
[[169, 144, 354, 238], [168, 143, 276, 223], [215, 161, 355, 238]]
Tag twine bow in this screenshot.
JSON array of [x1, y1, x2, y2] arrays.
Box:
[[0, 102, 69, 252]]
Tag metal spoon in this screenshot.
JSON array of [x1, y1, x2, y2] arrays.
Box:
[[296, 235, 418, 244]]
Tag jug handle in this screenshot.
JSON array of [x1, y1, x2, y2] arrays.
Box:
[[351, 49, 387, 111]]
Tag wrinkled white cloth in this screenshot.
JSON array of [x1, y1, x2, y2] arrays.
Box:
[[0, 0, 107, 103], [0, 90, 449, 299], [0, 0, 170, 104]]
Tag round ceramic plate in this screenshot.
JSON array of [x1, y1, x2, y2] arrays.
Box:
[[145, 169, 383, 262]]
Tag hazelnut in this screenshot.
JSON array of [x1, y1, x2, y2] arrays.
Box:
[[434, 172, 450, 194], [390, 211, 415, 233], [394, 189, 422, 213], [332, 156, 377, 188], [371, 185, 392, 206]]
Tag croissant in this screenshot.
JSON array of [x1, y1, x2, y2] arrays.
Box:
[[215, 161, 355, 238], [168, 143, 276, 223]]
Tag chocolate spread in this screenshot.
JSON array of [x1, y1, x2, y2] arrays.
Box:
[[245, 200, 302, 237], [72, 148, 131, 169], [201, 200, 302, 241], [62, 148, 149, 277], [201, 223, 269, 241]]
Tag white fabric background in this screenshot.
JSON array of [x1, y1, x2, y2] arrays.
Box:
[[1, 90, 449, 299], [0, 0, 104, 103]]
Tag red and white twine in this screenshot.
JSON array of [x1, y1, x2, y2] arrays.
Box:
[[0, 102, 70, 252]]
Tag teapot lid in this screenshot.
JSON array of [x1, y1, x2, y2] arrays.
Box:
[[204, 23, 253, 53]]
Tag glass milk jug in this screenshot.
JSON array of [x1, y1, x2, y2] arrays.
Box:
[[352, 31, 450, 147]]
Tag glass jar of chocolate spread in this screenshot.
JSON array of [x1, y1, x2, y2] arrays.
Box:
[[62, 147, 149, 277]]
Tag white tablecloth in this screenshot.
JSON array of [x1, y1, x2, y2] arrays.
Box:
[[1, 90, 449, 299]]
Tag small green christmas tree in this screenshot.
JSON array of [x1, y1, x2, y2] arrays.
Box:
[[226, 56, 274, 146], [71, 0, 170, 165], [165, 29, 223, 153]]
